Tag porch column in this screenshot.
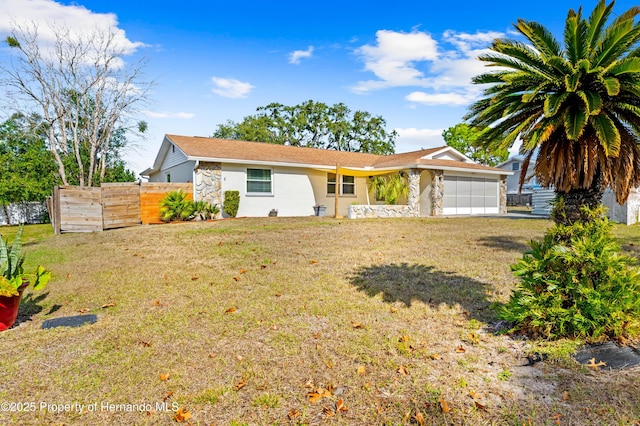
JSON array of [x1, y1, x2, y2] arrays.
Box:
[[499, 175, 507, 215], [430, 170, 444, 216], [194, 161, 223, 218], [407, 168, 421, 217]]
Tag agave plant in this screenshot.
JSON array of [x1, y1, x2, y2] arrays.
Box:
[[0, 224, 51, 297]]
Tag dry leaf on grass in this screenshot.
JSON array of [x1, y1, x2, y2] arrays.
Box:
[[455, 345, 466, 353], [323, 406, 335, 417], [397, 365, 409, 375], [232, 276, 239, 282], [430, 353, 442, 360], [77, 308, 90, 313], [474, 401, 488, 412], [288, 409, 301, 420], [399, 335, 410, 342], [159, 373, 169, 381], [439, 399, 452, 413], [336, 398, 347, 412], [163, 391, 173, 402], [351, 321, 364, 329], [225, 307, 237, 314], [235, 377, 247, 390], [310, 260, 318, 264], [173, 407, 191, 422], [101, 302, 116, 308], [414, 411, 426, 426], [306, 392, 322, 404], [239, 269, 247, 274], [191, 276, 198, 281], [357, 365, 366, 375], [562, 391, 570, 401]]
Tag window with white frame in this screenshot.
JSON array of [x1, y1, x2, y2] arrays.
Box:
[[247, 168, 272, 194], [327, 173, 355, 195]]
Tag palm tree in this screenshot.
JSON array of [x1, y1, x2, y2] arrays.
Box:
[[466, 0, 640, 225]]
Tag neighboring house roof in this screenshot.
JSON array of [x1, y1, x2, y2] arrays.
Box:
[[142, 134, 510, 177]]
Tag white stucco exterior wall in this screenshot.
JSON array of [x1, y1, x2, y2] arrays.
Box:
[[222, 164, 319, 217]]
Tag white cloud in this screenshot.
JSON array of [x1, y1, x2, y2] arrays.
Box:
[[143, 111, 195, 119], [289, 46, 314, 64], [0, 0, 144, 61], [211, 77, 254, 98], [405, 91, 473, 106], [395, 127, 445, 152], [352, 29, 504, 107], [352, 30, 438, 93]]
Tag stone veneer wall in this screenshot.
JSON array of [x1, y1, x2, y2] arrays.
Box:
[[348, 205, 414, 219], [194, 161, 222, 218], [430, 170, 444, 216], [407, 169, 420, 216]]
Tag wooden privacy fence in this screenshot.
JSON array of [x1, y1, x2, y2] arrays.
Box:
[[48, 182, 192, 234]]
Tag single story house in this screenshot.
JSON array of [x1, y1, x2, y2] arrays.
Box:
[[141, 134, 511, 218]]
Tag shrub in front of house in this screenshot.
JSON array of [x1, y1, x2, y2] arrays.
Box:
[[159, 190, 195, 222], [223, 191, 240, 218], [500, 205, 640, 340]]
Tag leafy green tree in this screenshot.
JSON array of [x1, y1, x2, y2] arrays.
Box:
[[0, 113, 59, 218], [465, 0, 640, 225], [442, 123, 508, 166], [213, 100, 397, 154]]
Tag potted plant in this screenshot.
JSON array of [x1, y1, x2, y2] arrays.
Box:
[[0, 224, 51, 331]]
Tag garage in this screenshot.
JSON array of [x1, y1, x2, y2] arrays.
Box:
[[442, 175, 499, 215]]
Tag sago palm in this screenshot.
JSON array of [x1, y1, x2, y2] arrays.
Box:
[[466, 0, 640, 224]]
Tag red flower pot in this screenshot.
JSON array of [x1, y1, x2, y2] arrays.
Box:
[[0, 281, 28, 331]]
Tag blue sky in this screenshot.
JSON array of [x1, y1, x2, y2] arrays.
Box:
[[1, 0, 637, 174]]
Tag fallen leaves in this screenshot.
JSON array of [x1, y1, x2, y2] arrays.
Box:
[[351, 321, 364, 329], [356, 365, 366, 375], [474, 401, 488, 412], [397, 365, 409, 376], [306, 386, 333, 404], [234, 377, 247, 391], [173, 407, 191, 423], [587, 358, 606, 371], [224, 306, 237, 314], [439, 399, 452, 413], [455, 345, 466, 353], [413, 411, 426, 426], [101, 302, 116, 309], [288, 409, 301, 420], [159, 373, 169, 381]]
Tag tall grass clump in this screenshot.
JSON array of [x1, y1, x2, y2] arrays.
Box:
[[501, 206, 640, 340]]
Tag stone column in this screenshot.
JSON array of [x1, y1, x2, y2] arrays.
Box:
[[430, 170, 444, 216], [499, 176, 507, 215], [407, 169, 421, 217], [194, 162, 222, 218]]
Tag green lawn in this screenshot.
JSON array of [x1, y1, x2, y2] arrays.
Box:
[[1, 217, 639, 425]]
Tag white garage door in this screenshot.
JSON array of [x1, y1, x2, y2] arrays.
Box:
[[442, 176, 499, 215]]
